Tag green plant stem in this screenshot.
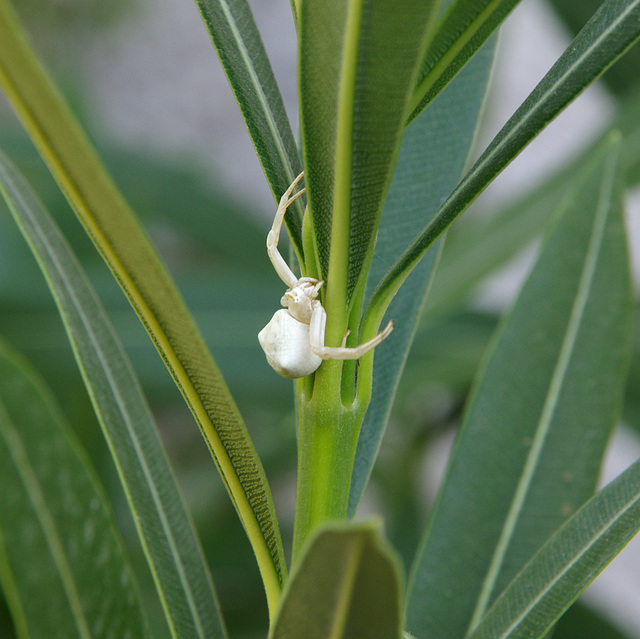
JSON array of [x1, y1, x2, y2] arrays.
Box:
[[293, 364, 362, 563], [292, 346, 377, 563]]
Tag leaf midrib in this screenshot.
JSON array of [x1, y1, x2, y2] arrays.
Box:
[[409, 0, 504, 115], [2, 161, 210, 639], [325, 0, 364, 336], [466, 149, 617, 634], [0, 402, 92, 639], [486, 488, 640, 639], [217, 0, 300, 190], [328, 537, 365, 639]]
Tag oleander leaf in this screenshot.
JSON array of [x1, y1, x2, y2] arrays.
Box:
[[408, 0, 522, 122], [406, 134, 633, 639], [269, 523, 403, 639], [299, 0, 440, 323], [194, 0, 305, 258], [348, 40, 495, 513], [0, 0, 286, 615], [0, 340, 150, 639], [468, 455, 640, 639], [367, 0, 640, 319], [0, 151, 228, 639]]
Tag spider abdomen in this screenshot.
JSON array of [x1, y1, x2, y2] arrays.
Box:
[[258, 309, 322, 378]]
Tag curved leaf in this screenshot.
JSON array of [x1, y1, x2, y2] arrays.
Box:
[[366, 0, 640, 319], [0, 151, 228, 639], [0, 0, 286, 614], [406, 135, 633, 639], [299, 0, 440, 323], [270, 523, 403, 639], [194, 0, 305, 257], [468, 455, 640, 639], [348, 40, 495, 513], [409, 0, 522, 122], [0, 340, 150, 639]]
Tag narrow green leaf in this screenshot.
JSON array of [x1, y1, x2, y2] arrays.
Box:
[[0, 339, 149, 639], [300, 0, 440, 323], [0, 0, 286, 614], [0, 151, 228, 639], [269, 523, 404, 639], [348, 41, 495, 513], [468, 455, 640, 639], [367, 0, 640, 319], [428, 81, 640, 317], [548, 0, 640, 97], [194, 0, 305, 258], [409, 0, 522, 122], [406, 135, 633, 639]]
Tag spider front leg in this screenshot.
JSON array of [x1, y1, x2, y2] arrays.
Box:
[[309, 302, 394, 360], [267, 171, 306, 288]]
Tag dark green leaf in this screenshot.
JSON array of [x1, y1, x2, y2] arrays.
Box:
[[300, 0, 440, 307], [0, 151, 229, 639], [269, 523, 404, 639], [0, 340, 150, 639], [549, 0, 640, 96], [468, 454, 640, 639], [409, 0, 522, 122], [0, 1, 287, 609], [428, 80, 640, 318], [349, 41, 495, 513], [406, 135, 633, 639], [368, 0, 640, 317], [554, 601, 633, 639], [194, 0, 304, 257]]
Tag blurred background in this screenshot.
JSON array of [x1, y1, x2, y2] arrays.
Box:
[[0, 0, 639, 637]]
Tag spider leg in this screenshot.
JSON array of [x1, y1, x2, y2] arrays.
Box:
[[309, 303, 394, 360], [267, 171, 306, 288]]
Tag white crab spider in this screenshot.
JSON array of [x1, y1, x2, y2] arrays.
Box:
[[258, 171, 394, 378]]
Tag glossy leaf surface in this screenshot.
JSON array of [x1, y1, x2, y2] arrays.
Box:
[[0, 152, 228, 639], [0, 341, 149, 639], [406, 135, 632, 638]]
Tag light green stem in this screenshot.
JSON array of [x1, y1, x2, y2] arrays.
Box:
[[293, 363, 362, 563], [292, 344, 377, 564]]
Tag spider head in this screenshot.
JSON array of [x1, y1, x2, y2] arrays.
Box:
[[281, 278, 323, 324]]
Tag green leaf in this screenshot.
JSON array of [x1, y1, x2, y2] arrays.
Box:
[[193, 0, 305, 258], [406, 135, 633, 639], [0, 339, 150, 639], [0, 151, 228, 639], [554, 601, 633, 639], [467, 454, 640, 639], [299, 0, 440, 322], [368, 0, 640, 317], [408, 0, 522, 122], [0, 0, 286, 613], [548, 0, 640, 96], [348, 40, 495, 513], [269, 523, 403, 639], [428, 81, 640, 318]]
